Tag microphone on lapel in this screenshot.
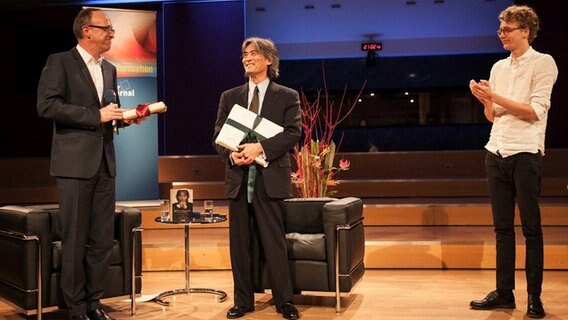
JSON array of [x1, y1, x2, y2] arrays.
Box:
[[103, 89, 119, 135]]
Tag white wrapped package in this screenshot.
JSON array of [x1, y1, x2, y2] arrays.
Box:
[[215, 104, 283, 167], [215, 105, 256, 151]]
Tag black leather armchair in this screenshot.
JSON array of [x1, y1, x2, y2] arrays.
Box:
[[254, 197, 365, 312], [0, 204, 142, 319]]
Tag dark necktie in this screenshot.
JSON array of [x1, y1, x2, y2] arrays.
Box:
[[249, 86, 259, 114], [247, 86, 259, 203]]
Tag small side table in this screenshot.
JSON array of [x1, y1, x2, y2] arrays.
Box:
[[153, 212, 228, 305]]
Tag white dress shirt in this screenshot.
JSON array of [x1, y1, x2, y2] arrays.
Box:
[[77, 45, 104, 104], [485, 47, 558, 157]]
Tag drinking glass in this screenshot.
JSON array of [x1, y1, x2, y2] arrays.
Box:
[[204, 200, 214, 218], [159, 199, 170, 222]]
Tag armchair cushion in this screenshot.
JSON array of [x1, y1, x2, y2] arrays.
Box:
[[285, 232, 325, 260]]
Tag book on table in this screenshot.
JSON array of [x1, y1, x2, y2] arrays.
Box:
[[170, 188, 194, 222]]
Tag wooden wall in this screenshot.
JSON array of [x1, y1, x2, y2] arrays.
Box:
[[157, 149, 568, 201], [2, 149, 567, 205]]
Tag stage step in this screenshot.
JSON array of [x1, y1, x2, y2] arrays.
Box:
[[131, 200, 568, 271]]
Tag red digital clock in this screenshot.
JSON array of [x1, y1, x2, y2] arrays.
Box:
[[361, 42, 383, 51]]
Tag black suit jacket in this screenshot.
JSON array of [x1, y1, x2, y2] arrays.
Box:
[[37, 47, 118, 178], [213, 81, 301, 199]]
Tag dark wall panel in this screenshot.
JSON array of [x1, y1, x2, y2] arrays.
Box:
[[520, 0, 568, 149], [278, 54, 506, 92], [1, 6, 80, 157], [161, 1, 245, 156]]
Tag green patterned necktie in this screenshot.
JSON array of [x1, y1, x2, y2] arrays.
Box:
[[247, 86, 259, 203]]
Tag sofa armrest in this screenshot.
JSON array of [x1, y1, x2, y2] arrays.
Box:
[[0, 206, 51, 237], [322, 197, 363, 227], [322, 197, 364, 251], [115, 205, 142, 294], [0, 206, 52, 309], [322, 197, 365, 290]]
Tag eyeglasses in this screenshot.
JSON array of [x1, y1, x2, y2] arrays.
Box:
[[496, 27, 523, 36], [87, 25, 115, 33]]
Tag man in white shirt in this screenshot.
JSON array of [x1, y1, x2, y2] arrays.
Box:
[[468, 5, 558, 319]]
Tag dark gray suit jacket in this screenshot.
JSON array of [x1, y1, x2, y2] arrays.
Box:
[[213, 81, 302, 199], [37, 47, 118, 179]]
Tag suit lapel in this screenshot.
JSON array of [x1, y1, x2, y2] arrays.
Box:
[[72, 48, 102, 106], [260, 82, 278, 119], [101, 60, 115, 104], [237, 84, 248, 109]]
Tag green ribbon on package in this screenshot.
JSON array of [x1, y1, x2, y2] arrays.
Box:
[[225, 115, 268, 141]]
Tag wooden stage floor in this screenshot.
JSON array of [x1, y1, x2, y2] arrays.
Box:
[[1, 269, 567, 320]]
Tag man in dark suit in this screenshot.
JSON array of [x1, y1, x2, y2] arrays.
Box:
[[213, 37, 301, 319], [37, 8, 140, 320]]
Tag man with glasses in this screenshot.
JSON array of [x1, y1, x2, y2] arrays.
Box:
[[469, 5, 558, 319], [37, 8, 139, 320]]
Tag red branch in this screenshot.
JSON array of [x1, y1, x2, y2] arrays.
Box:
[[293, 63, 367, 197]]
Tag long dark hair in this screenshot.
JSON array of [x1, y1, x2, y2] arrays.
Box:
[[175, 189, 190, 202]]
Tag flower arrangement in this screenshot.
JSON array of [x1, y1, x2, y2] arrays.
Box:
[[291, 73, 366, 198]]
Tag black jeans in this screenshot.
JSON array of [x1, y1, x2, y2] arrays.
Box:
[[485, 151, 543, 295]]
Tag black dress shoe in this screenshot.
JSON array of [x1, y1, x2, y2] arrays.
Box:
[[69, 315, 90, 320], [277, 302, 300, 320], [87, 307, 114, 320], [226, 305, 254, 319], [527, 294, 545, 318], [470, 290, 516, 310]]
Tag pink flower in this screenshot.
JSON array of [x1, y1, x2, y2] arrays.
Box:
[[339, 159, 350, 170]]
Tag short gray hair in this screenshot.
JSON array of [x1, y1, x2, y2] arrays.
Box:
[[242, 37, 280, 79]]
